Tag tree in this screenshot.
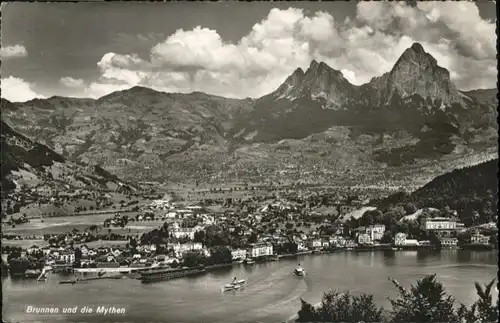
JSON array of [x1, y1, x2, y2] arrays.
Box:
[[404, 203, 418, 215], [208, 246, 232, 265], [380, 231, 393, 244], [297, 298, 318, 322], [457, 279, 498, 323], [428, 232, 442, 249], [182, 252, 205, 268], [74, 247, 82, 268], [248, 232, 258, 244], [389, 274, 458, 322], [297, 290, 384, 322], [488, 234, 497, 247]]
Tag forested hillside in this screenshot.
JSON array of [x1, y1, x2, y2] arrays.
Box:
[[376, 159, 498, 226]]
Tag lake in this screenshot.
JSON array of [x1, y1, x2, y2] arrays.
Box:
[[2, 250, 498, 323]]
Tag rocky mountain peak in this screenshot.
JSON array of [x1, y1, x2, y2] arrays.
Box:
[[285, 67, 305, 86], [309, 59, 319, 70], [305, 60, 341, 77], [271, 60, 354, 110], [394, 42, 438, 71], [378, 42, 463, 106], [410, 42, 425, 54]]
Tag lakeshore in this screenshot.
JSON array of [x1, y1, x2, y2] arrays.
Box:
[[3, 250, 497, 323]]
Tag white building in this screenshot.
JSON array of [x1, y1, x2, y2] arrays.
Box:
[[471, 233, 490, 245], [357, 233, 372, 245], [440, 237, 458, 247], [403, 239, 419, 246], [169, 242, 203, 257], [330, 236, 346, 247], [165, 212, 177, 218], [297, 242, 308, 251], [60, 253, 75, 264], [394, 233, 419, 246], [307, 239, 322, 249], [248, 244, 273, 258], [170, 222, 202, 240], [231, 248, 247, 260], [366, 224, 386, 241], [394, 233, 407, 246], [422, 217, 457, 230]]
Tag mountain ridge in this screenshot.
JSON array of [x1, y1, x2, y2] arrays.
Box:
[[1, 42, 497, 183]]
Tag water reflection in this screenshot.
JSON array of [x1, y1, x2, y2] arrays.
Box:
[[382, 250, 396, 267]]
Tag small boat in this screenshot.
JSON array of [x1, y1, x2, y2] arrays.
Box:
[[25, 269, 42, 279], [244, 258, 255, 265], [37, 272, 48, 282], [223, 277, 246, 292], [37, 266, 52, 282], [294, 264, 305, 277]]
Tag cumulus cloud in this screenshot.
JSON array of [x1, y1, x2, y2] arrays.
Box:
[[1, 76, 45, 102], [60, 77, 85, 88], [0, 44, 28, 59], [76, 2, 496, 99]]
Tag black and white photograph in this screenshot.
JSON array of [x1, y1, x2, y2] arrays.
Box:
[[1, 1, 498, 322]]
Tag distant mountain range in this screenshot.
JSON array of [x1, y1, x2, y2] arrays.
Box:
[[1, 43, 497, 183], [375, 158, 498, 226]]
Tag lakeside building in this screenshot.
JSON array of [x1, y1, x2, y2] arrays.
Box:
[[345, 240, 358, 248], [394, 233, 428, 247], [297, 242, 308, 251], [248, 243, 273, 258], [366, 224, 386, 241], [357, 233, 372, 245], [307, 239, 322, 249], [168, 242, 203, 257], [422, 217, 457, 230], [440, 237, 458, 248], [394, 233, 406, 246], [330, 236, 346, 247], [60, 253, 75, 264], [470, 232, 490, 245], [231, 248, 247, 260], [403, 239, 419, 246]]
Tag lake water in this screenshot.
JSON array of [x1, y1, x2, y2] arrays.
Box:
[[2, 250, 498, 323]]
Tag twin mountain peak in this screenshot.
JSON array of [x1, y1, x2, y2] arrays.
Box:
[[274, 42, 462, 108]]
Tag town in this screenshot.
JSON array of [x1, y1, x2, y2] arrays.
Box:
[[2, 188, 497, 279]]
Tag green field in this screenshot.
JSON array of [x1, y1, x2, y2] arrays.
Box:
[[2, 211, 170, 237], [1, 239, 48, 249]]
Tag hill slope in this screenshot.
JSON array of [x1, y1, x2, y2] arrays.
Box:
[[375, 159, 498, 226], [1, 120, 135, 217]]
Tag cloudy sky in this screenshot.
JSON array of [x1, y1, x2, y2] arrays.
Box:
[[1, 1, 497, 102]]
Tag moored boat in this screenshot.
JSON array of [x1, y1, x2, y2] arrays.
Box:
[[25, 269, 42, 279], [139, 266, 206, 284], [244, 258, 255, 265]]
